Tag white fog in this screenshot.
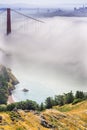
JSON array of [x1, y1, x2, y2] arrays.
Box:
[[0, 12, 87, 103]]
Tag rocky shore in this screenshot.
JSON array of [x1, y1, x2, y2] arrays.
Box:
[[7, 95, 15, 104], [0, 64, 19, 104]]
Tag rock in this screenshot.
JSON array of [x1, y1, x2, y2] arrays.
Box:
[[22, 88, 29, 92], [41, 119, 55, 128], [0, 116, 3, 123]]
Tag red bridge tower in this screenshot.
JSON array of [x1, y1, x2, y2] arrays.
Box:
[[7, 8, 11, 35]]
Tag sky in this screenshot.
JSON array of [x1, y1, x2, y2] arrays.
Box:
[[0, 0, 87, 6]]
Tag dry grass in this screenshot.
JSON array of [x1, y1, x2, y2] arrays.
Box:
[[0, 100, 87, 130]]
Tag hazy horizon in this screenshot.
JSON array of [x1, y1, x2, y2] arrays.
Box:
[[0, 0, 87, 8]]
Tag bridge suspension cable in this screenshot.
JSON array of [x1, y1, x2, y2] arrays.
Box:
[[12, 9, 45, 23], [0, 10, 6, 15]]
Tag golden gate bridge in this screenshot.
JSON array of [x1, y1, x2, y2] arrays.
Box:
[[0, 8, 44, 35]]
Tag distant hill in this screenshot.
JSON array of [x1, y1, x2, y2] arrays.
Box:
[[0, 3, 38, 9]]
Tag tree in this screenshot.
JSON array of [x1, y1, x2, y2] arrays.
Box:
[[45, 97, 54, 109], [0, 76, 8, 104], [40, 102, 45, 111], [0, 105, 7, 112], [75, 91, 84, 99], [64, 91, 74, 104], [25, 100, 39, 110], [54, 95, 64, 106]]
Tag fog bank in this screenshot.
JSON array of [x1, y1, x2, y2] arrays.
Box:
[[0, 16, 87, 102]]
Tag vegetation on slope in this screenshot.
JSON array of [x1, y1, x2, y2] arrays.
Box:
[[0, 76, 8, 104], [0, 90, 86, 112], [0, 65, 87, 129], [0, 65, 19, 104], [0, 100, 87, 130]]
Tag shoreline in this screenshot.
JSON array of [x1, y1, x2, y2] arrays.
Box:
[[7, 95, 15, 104]]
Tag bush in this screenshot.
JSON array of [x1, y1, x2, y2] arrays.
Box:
[[0, 105, 7, 112], [7, 103, 16, 111], [15, 100, 39, 110], [72, 98, 82, 105], [6, 100, 39, 111]]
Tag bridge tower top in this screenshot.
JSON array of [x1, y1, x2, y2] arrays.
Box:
[[7, 8, 11, 35]]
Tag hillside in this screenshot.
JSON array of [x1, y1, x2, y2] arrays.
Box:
[[0, 65, 19, 104], [0, 64, 19, 89], [0, 100, 87, 130]]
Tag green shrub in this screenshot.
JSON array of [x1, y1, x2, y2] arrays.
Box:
[[7, 103, 16, 111], [0, 105, 7, 112], [72, 98, 82, 105]]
